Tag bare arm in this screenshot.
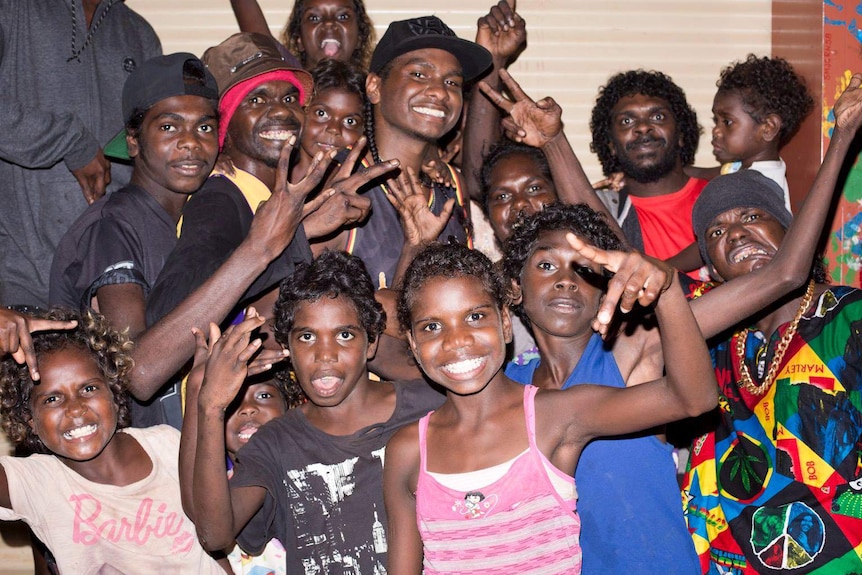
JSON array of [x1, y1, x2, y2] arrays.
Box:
[[684, 164, 721, 181], [552, 241, 717, 437], [229, 0, 276, 39], [185, 315, 268, 551], [367, 333, 423, 382], [664, 241, 703, 273], [95, 283, 147, 341], [691, 73, 862, 338], [383, 425, 424, 574], [179, 325, 211, 517], [461, 0, 526, 202]]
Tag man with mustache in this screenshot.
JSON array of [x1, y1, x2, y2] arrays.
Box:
[[590, 70, 706, 280]]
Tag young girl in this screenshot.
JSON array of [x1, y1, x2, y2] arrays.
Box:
[[385, 242, 718, 574], [223, 371, 291, 575], [229, 0, 375, 69], [299, 59, 366, 174], [0, 308, 225, 574]]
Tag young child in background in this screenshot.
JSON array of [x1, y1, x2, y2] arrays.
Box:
[[181, 250, 444, 575], [0, 309, 225, 574], [298, 59, 366, 176], [223, 371, 291, 575], [710, 54, 814, 210], [385, 242, 718, 574], [229, 0, 376, 69]]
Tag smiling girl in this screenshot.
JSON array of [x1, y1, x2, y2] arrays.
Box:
[[0, 308, 225, 574], [385, 241, 718, 574]]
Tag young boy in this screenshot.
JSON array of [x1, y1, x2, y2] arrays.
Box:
[[710, 54, 814, 211], [180, 250, 444, 574], [49, 52, 219, 332]]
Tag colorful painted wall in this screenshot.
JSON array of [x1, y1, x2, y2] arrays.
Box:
[[823, 1, 862, 285]]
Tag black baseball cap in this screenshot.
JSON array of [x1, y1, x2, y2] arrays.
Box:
[[104, 53, 219, 161], [370, 16, 492, 82]]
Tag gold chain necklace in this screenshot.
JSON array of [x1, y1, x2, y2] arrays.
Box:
[[735, 280, 816, 395]]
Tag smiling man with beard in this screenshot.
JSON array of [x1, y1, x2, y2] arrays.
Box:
[[590, 70, 706, 280]]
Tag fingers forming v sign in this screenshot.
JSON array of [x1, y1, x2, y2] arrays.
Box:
[[302, 137, 376, 239], [386, 167, 456, 247], [478, 68, 562, 148], [0, 310, 77, 381], [565, 233, 674, 337], [323, 136, 400, 218], [247, 135, 331, 258]]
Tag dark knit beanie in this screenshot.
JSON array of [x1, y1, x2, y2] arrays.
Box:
[[692, 170, 792, 266]]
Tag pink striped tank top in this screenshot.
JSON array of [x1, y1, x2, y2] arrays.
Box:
[[416, 385, 582, 574]]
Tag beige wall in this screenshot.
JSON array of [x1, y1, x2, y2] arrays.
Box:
[[0, 1, 771, 571], [131, 0, 772, 181]]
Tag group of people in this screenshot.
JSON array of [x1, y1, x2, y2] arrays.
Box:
[[0, 1, 860, 574]]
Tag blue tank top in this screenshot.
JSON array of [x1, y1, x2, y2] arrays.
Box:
[[505, 333, 699, 575]]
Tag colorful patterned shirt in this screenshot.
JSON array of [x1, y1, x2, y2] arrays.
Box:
[[683, 285, 862, 574]]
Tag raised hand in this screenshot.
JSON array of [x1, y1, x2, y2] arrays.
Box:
[[302, 136, 398, 239], [197, 309, 266, 413], [386, 167, 455, 247], [187, 325, 211, 397], [422, 145, 458, 188], [247, 135, 332, 259], [479, 68, 562, 148], [476, 0, 526, 66], [0, 310, 77, 380], [834, 73, 862, 133], [565, 233, 674, 336]]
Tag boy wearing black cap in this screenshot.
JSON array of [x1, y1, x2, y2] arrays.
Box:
[[50, 53, 219, 328], [682, 75, 862, 574]]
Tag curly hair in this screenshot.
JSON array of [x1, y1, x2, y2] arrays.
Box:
[[716, 54, 813, 144], [478, 139, 554, 215], [281, 0, 376, 69], [397, 242, 509, 332], [275, 249, 385, 346], [274, 250, 384, 403], [502, 203, 626, 323], [0, 308, 133, 454], [590, 70, 701, 176]]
